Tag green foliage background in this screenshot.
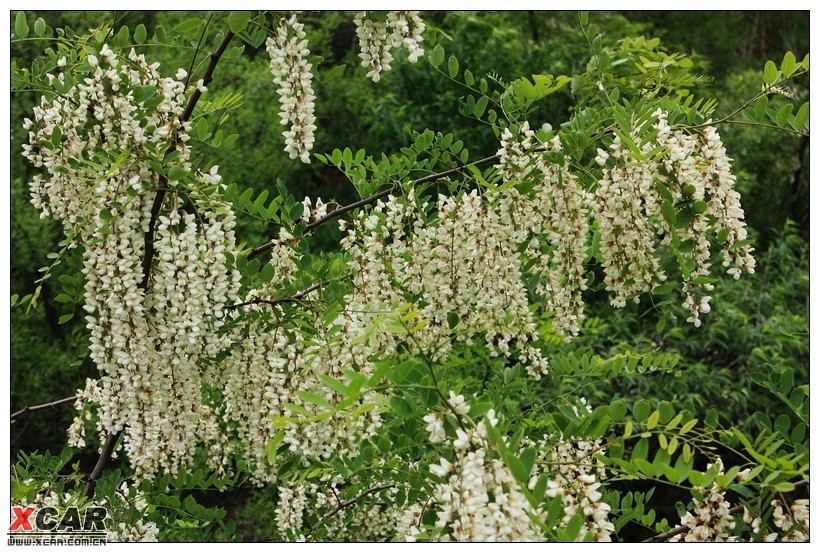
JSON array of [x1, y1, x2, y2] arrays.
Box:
[[9, 10, 809, 541]]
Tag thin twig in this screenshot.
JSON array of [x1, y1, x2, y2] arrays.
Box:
[[309, 483, 394, 533], [11, 395, 79, 421], [226, 282, 323, 309], [249, 152, 511, 260], [642, 479, 809, 543]]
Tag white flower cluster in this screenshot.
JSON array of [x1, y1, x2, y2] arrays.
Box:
[[700, 124, 757, 280], [266, 14, 317, 163], [670, 458, 739, 542], [652, 109, 755, 326], [14, 481, 158, 542], [67, 378, 102, 449], [25, 45, 242, 480], [541, 442, 614, 541], [354, 11, 425, 82], [403, 402, 544, 541], [592, 129, 668, 309], [769, 498, 809, 542], [275, 477, 403, 541], [496, 124, 591, 339], [594, 110, 755, 324], [341, 188, 549, 379], [218, 268, 383, 484]]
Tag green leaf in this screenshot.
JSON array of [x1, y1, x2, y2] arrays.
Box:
[[323, 64, 347, 83], [579, 11, 589, 26], [646, 410, 660, 430], [692, 200, 708, 214], [134, 24, 147, 44], [661, 200, 676, 227], [184, 495, 197, 514], [163, 150, 182, 165], [474, 95, 489, 118], [429, 44, 445, 68], [610, 399, 627, 421], [389, 396, 412, 417], [317, 375, 349, 397], [33, 17, 46, 37], [754, 95, 768, 123], [775, 103, 794, 126], [633, 399, 650, 421], [763, 60, 779, 85], [447, 55, 459, 78], [801, 53, 810, 70], [252, 189, 269, 214], [678, 419, 698, 435], [794, 101, 809, 130], [58, 313, 74, 324], [51, 126, 62, 149], [295, 390, 332, 410], [781, 51, 797, 76], [505, 452, 529, 484], [675, 206, 694, 229], [15, 12, 30, 39], [463, 69, 474, 86], [633, 458, 656, 477], [175, 18, 202, 35], [228, 11, 251, 34], [772, 481, 795, 493], [283, 402, 312, 418], [447, 311, 459, 329], [467, 402, 493, 419]]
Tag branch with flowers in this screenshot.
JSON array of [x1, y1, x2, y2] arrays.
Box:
[[10, 10, 809, 543]]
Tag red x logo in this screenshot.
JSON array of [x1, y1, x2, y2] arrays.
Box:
[[9, 507, 36, 531]]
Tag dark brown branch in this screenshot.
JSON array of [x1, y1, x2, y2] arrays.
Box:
[[140, 30, 235, 288], [642, 479, 809, 543], [226, 282, 323, 309], [11, 395, 79, 421], [83, 431, 120, 499], [310, 483, 394, 533], [249, 152, 509, 260]]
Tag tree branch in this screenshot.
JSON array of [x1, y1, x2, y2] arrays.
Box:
[[11, 395, 79, 421], [83, 431, 120, 499], [140, 30, 235, 288], [249, 151, 510, 260], [226, 282, 323, 309], [309, 483, 394, 533], [642, 479, 810, 543]]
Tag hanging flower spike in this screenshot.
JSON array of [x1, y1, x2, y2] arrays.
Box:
[[266, 14, 317, 163]]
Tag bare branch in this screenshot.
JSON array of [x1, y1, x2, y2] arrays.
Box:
[[249, 151, 511, 260], [11, 395, 79, 421], [226, 282, 323, 309], [310, 483, 395, 533], [642, 479, 810, 543], [83, 432, 120, 499]]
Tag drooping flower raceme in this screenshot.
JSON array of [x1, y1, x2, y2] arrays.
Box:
[[354, 11, 425, 82], [266, 14, 317, 163], [25, 45, 242, 480], [496, 124, 591, 340], [401, 404, 544, 541], [341, 188, 550, 379]]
